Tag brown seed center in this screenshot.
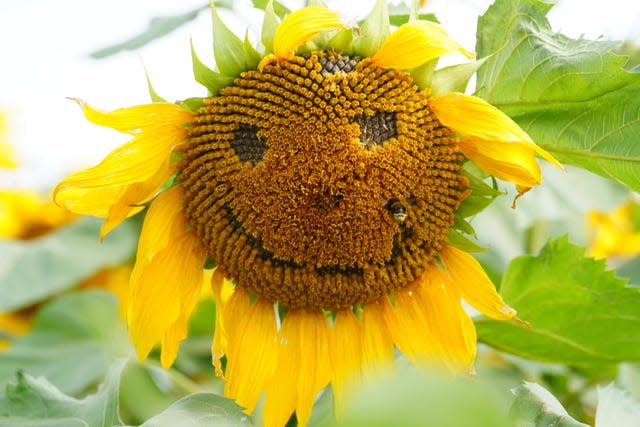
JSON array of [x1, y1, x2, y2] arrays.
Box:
[[179, 52, 467, 310]]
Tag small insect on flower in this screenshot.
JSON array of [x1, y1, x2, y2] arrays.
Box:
[[384, 197, 408, 223]]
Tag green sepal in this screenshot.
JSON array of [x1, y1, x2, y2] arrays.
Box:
[[454, 216, 476, 236], [251, 0, 290, 18], [142, 64, 167, 103], [410, 58, 438, 90], [457, 168, 503, 218], [431, 58, 488, 97], [178, 97, 206, 112], [190, 40, 234, 95], [354, 0, 389, 58], [387, 3, 438, 26], [261, 0, 279, 54], [305, 0, 327, 6], [204, 258, 217, 270], [210, 0, 247, 76], [448, 229, 486, 253], [243, 31, 262, 70], [328, 29, 356, 55]]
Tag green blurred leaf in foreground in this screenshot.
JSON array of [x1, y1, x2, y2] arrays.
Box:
[[510, 382, 589, 427], [477, 237, 640, 365], [0, 217, 137, 311], [0, 358, 125, 427], [0, 291, 132, 395], [476, 0, 640, 192], [333, 369, 510, 427], [119, 393, 251, 427]]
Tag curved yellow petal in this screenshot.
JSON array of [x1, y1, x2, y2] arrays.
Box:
[[72, 99, 194, 134], [416, 268, 477, 371], [54, 102, 192, 218], [127, 187, 205, 362], [458, 138, 542, 187], [264, 310, 331, 427], [259, 7, 356, 69], [361, 299, 395, 382], [371, 21, 473, 70], [429, 93, 562, 177], [224, 295, 278, 414], [382, 287, 442, 368], [99, 161, 176, 238], [440, 246, 516, 320], [331, 309, 363, 419], [211, 268, 231, 377]]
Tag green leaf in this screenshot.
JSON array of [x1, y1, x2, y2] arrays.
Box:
[[476, 237, 640, 365], [0, 358, 126, 427], [0, 217, 137, 311], [476, 0, 640, 193], [251, 0, 290, 19], [334, 368, 510, 427], [89, 5, 209, 59], [510, 382, 589, 427], [0, 291, 132, 395], [354, 0, 389, 58], [595, 384, 640, 427], [260, 0, 279, 54], [447, 229, 485, 253], [386, 3, 437, 27], [119, 393, 251, 427], [457, 168, 502, 218], [211, 3, 249, 77], [190, 40, 235, 95]]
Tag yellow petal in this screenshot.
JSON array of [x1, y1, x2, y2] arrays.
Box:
[[371, 21, 473, 70], [264, 310, 332, 427], [382, 287, 443, 368], [458, 138, 542, 187], [73, 99, 194, 134], [99, 161, 176, 238], [429, 92, 562, 170], [259, 7, 356, 69], [440, 246, 516, 320], [54, 102, 192, 218], [331, 309, 363, 419], [416, 268, 477, 371], [132, 186, 187, 274], [360, 299, 395, 382], [223, 291, 278, 414], [211, 268, 231, 377], [127, 189, 204, 361]]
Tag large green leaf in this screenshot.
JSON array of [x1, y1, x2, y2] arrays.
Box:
[[476, 237, 640, 365], [0, 217, 137, 311], [0, 291, 132, 395], [119, 393, 251, 427], [0, 358, 125, 427], [476, 0, 640, 192]]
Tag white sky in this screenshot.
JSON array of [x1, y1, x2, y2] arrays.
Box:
[[0, 0, 639, 189]]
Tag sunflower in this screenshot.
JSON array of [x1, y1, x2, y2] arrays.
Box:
[[587, 200, 640, 259], [54, 3, 561, 426], [0, 111, 17, 169]]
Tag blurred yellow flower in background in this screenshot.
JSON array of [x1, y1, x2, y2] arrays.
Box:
[[587, 200, 640, 259], [0, 112, 17, 169]]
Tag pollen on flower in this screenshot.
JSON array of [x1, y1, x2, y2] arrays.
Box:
[[179, 52, 467, 310]]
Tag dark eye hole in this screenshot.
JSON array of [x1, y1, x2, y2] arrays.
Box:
[[354, 112, 397, 149], [319, 55, 358, 75], [230, 124, 268, 165]]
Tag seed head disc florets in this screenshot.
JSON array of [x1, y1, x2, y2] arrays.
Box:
[[179, 51, 467, 310]]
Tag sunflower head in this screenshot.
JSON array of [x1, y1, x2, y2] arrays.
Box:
[[54, 2, 561, 426]]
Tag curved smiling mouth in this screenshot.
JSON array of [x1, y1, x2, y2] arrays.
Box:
[[220, 200, 418, 276]]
